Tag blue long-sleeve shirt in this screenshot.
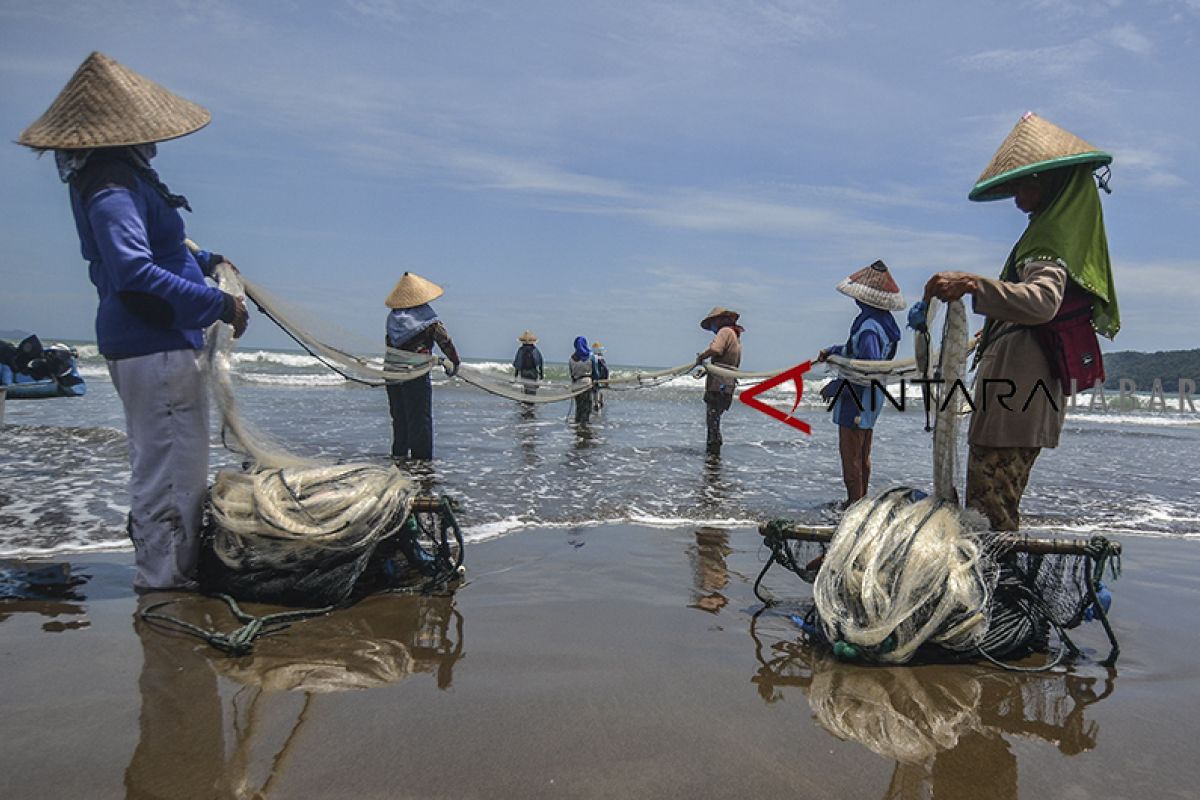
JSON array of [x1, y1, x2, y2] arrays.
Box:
[[68, 157, 228, 358]]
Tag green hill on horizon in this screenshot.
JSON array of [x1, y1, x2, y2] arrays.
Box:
[[1102, 349, 1200, 393]]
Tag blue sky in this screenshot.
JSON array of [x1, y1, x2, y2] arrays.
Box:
[[2, 0, 1197, 368]]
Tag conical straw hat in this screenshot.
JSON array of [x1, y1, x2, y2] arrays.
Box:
[[969, 112, 1110, 202], [700, 306, 739, 329], [835, 260, 905, 311], [385, 272, 444, 309], [17, 52, 210, 150], [518, 330, 538, 343]]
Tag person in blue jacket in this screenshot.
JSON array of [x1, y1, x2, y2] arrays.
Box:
[[18, 52, 248, 591], [817, 260, 904, 506]]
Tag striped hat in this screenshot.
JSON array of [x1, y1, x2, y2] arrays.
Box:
[[17, 52, 210, 150], [836, 260, 905, 311], [970, 112, 1111, 202]]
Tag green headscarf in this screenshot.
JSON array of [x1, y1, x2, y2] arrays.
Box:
[[1002, 165, 1120, 338]]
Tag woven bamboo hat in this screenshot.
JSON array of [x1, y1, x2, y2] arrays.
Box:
[[17, 52, 210, 150], [969, 112, 1111, 202], [385, 272, 444, 309], [700, 306, 740, 330], [518, 330, 538, 344], [836, 260, 905, 311]]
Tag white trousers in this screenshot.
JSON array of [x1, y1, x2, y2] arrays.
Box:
[[108, 349, 210, 590]]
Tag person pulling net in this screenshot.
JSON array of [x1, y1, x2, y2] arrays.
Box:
[[755, 298, 1121, 669]]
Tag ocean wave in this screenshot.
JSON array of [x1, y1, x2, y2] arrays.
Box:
[[1065, 411, 1200, 427], [234, 371, 349, 387], [230, 349, 326, 369]]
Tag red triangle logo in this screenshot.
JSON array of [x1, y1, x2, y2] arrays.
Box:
[[738, 361, 813, 434]]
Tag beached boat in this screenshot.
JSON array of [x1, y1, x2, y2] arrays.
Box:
[[0, 335, 86, 399]]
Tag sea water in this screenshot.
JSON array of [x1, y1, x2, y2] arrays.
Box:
[[2, 346, 1198, 556]]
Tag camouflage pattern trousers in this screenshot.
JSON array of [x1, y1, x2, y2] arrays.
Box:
[[965, 444, 1042, 532]]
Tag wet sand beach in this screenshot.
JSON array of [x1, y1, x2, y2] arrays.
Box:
[[1, 523, 1197, 799]]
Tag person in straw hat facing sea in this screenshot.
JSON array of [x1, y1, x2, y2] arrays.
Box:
[[512, 330, 544, 397], [816, 260, 904, 506], [385, 272, 461, 461], [17, 52, 249, 591], [695, 307, 743, 456], [921, 111, 1119, 531]]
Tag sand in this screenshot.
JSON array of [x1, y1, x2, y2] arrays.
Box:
[[1, 524, 1198, 799]]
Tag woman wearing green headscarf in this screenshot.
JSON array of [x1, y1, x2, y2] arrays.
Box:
[[923, 112, 1119, 531]]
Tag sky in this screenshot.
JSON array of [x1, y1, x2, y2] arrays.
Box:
[[1, 0, 1197, 368]]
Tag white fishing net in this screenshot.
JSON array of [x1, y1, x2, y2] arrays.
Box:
[[813, 300, 995, 664], [813, 488, 992, 664], [204, 264, 418, 585]]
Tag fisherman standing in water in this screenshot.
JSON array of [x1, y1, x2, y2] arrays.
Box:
[[817, 261, 904, 507], [695, 307, 743, 457], [568, 336, 595, 424], [589, 341, 609, 413], [512, 330, 544, 397], [17, 52, 249, 591], [922, 112, 1119, 531], [385, 273, 461, 462]]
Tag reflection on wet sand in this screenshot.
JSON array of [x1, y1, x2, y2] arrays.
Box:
[[749, 610, 1114, 799], [688, 528, 732, 614], [125, 594, 464, 798], [0, 561, 90, 632]]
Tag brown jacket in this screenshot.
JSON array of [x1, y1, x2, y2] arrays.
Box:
[[969, 260, 1067, 449], [702, 326, 742, 393]]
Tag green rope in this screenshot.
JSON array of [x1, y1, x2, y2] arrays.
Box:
[[139, 593, 334, 656]]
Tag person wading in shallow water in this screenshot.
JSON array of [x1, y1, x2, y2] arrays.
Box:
[[922, 112, 1119, 531], [695, 307, 743, 457], [817, 260, 904, 507], [17, 52, 249, 591], [512, 330, 544, 397], [384, 272, 461, 462], [567, 336, 596, 424]]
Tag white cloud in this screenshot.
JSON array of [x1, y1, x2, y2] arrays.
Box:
[[960, 39, 1102, 79], [1111, 261, 1200, 301], [1106, 24, 1154, 54]]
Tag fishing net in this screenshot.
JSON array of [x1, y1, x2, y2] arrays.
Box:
[[238, 273, 439, 387], [196, 264, 461, 611], [813, 488, 993, 664]]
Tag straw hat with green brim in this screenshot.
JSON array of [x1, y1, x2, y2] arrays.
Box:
[[385, 273, 444, 309], [17, 52, 210, 150], [700, 307, 740, 330], [969, 112, 1111, 202], [518, 330, 538, 344]]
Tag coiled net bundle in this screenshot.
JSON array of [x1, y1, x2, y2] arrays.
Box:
[[202, 265, 419, 606], [813, 488, 993, 664]]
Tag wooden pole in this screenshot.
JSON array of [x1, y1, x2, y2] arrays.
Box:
[[758, 522, 1121, 558]]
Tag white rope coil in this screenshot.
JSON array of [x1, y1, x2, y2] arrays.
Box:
[[205, 264, 417, 573], [813, 490, 992, 664]]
